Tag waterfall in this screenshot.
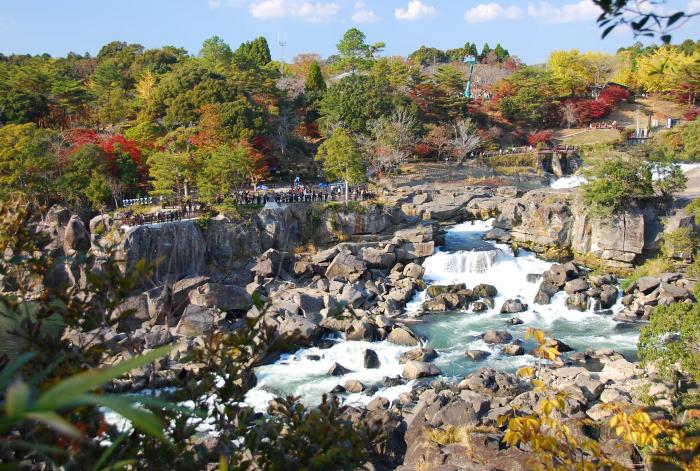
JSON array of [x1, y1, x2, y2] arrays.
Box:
[[444, 249, 502, 274]]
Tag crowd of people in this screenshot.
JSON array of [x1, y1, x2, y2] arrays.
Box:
[[233, 185, 374, 205]]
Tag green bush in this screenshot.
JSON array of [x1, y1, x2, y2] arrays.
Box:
[[638, 287, 700, 383], [662, 227, 698, 260]]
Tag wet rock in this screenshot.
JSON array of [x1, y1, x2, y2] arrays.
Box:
[[328, 362, 352, 376], [544, 264, 568, 286], [400, 347, 438, 363], [344, 379, 365, 393], [473, 284, 497, 298], [566, 292, 589, 311], [387, 325, 421, 346], [382, 376, 405, 387], [427, 284, 467, 297], [503, 343, 524, 356], [564, 278, 589, 294], [367, 396, 390, 411], [402, 361, 441, 380], [526, 273, 542, 283], [471, 301, 488, 312], [599, 285, 619, 309], [507, 317, 524, 325], [482, 330, 512, 344], [364, 349, 381, 368], [403, 262, 425, 279], [546, 338, 574, 353], [345, 320, 379, 341], [423, 293, 468, 312], [277, 315, 322, 347], [500, 299, 527, 314]]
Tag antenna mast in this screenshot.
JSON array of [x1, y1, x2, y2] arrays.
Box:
[[278, 33, 287, 73]]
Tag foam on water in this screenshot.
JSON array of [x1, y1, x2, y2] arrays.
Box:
[[550, 175, 588, 189], [245, 219, 639, 411]]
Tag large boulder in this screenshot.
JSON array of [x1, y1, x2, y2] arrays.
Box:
[[326, 251, 367, 282], [566, 292, 589, 311], [188, 283, 252, 312], [535, 280, 560, 305], [277, 315, 322, 347], [345, 320, 379, 341], [251, 248, 292, 278], [360, 247, 396, 268], [500, 299, 527, 314], [111, 294, 151, 331], [399, 347, 438, 363], [364, 349, 381, 368], [564, 278, 589, 294], [599, 285, 619, 309], [402, 361, 441, 380], [473, 284, 497, 298], [387, 326, 421, 346], [176, 304, 217, 336], [466, 350, 491, 361], [63, 216, 91, 253], [482, 330, 512, 344]]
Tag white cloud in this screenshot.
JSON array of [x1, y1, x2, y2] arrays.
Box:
[[249, 0, 340, 22], [352, 1, 380, 22], [688, 0, 700, 14], [527, 1, 601, 23], [464, 3, 522, 23], [395, 0, 437, 21]]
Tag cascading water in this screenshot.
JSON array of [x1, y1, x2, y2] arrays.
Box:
[[245, 219, 639, 411], [444, 248, 501, 274]]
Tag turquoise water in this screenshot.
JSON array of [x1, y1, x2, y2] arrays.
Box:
[[246, 219, 639, 409]]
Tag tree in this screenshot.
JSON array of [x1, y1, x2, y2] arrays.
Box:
[[196, 143, 254, 202], [330, 28, 384, 74], [449, 118, 482, 161], [147, 150, 194, 201], [199, 35, 233, 71], [581, 157, 654, 217], [548, 49, 590, 97], [315, 128, 365, 201], [0, 123, 56, 204], [233, 36, 272, 68], [361, 106, 418, 171], [408, 46, 448, 66], [58, 143, 112, 208], [319, 74, 392, 134], [496, 67, 559, 127], [480, 43, 492, 61], [304, 60, 326, 94], [583, 52, 616, 97]]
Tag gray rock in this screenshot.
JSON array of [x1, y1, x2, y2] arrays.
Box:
[[564, 278, 589, 294], [111, 294, 151, 331], [344, 379, 365, 393], [402, 361, 441, 380], [403, 262, 425, 279], [482, 330, 512, 344], [544, 264, 568, 286], [188, 283, 252, 312], [660, 282, 689, 300], [599, 285, 619, 309], [63, 216, 91, 253], [471, 301, 488, 312], [500, 299, 527, 314], [387, 326, 421, 346], [503, 343, 525, 356], [473, 284, 497, 298], [466, 350, 491, 361], [345, 320, 379, 341], [277, 315, 322, 347], [638, 276, 661, 293], [364, 349, 381, 368], [312, 247, 339, 264], [400, 347, 438, 363], [328, 362, 352, 376], [176, 304, 216, 336], [360, 247, 396, 268], [326, 251, 367, 282], [566, 292, 589, 311]]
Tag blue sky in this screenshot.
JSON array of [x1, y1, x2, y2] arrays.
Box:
[[1, 0, 698, 64]]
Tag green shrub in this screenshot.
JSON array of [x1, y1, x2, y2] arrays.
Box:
[[662, 227, 698, 260], [638, 289, 700, 383]]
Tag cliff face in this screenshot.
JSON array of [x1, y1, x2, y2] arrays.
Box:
[[119, 203, 397, 285]]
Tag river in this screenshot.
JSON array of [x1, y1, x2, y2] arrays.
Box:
[[245, 219, 639, 411]]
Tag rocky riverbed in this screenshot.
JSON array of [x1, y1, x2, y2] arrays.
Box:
[[28, 183, 696, 470]]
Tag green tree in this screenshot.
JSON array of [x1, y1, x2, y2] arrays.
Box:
[[408, 46, 448, 66], [319, 74, 392, 134], [58, 144, 111, 208], [0, 123, 56, 204], [304, 60, 326, 93], [480, 42, 491, 60], [330, 28, 384, 74], [196, 143, 254, 202], [581, 157, 654, 217], [315, 128, 366, 198], [199, 35, 233, 71], [147, 150, 193, 200], [233, 36, 272, 68]]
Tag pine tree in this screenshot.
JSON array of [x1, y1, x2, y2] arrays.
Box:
[[304, 60, 326, 93]]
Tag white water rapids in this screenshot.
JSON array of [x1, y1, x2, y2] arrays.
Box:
[[244, 219, 639, 411]]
